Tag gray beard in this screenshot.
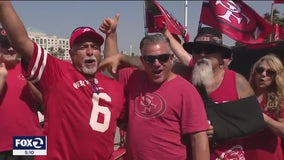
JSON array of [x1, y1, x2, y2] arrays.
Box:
[[76, 57, 98, 76], [81, 64, 97, 75], [192, 58, 214, 88]]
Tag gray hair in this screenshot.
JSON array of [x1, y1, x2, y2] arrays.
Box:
[[139, 34, 171, 51]]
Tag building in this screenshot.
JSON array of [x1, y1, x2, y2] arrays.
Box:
[[27, 27, 71, 61]]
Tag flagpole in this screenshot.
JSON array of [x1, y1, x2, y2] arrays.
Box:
[[184, 0, 188, 38], [143, 1, 148, 36], [269, 2, 275, 42]]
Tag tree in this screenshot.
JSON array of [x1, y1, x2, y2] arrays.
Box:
[[54, 48, 65, 59], [264, 8, 284, 41], [264, 9, 284, 28], [48, 46, 55, 54]]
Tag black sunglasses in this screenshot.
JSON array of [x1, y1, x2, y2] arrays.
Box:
[[255, 67, 276, 77], [192, 45, 221, 55], [142, 54, 172, 64]]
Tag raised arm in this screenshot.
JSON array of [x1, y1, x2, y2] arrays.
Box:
[[0, 62, 7, 93], [99, 53, 143, 77], [99, 13, 120, 58], [0, 1, 34, 62], [162, 26, 192, 66], [27, 81, 43, 104]]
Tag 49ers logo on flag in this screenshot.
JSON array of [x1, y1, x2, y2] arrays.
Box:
[[200, 0, 274, 44]]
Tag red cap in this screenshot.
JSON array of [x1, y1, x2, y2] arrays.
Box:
[[69, 26, 104, 48]]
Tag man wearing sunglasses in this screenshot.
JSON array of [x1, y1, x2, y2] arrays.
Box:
[[163, 26, 266, 159], [0, 2, 126, 160], [101, 33, 210, 159], [0, 27, 43, 160]]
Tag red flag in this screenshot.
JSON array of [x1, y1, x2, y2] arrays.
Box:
[[199, 1, 274, 44], [145, 0, 189, 42], [273, 0, 284, 3], [279, 26, 284, 39]]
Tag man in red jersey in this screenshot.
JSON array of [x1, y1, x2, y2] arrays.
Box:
[[0, 27, 43, 160], [0, 2, 125, 160]]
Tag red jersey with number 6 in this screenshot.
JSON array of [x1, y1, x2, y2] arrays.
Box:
[[23, 42, 125, 160]]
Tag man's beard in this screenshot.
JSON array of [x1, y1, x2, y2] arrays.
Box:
[[192, 58, 214, 88], [78, 57, 98, 76]]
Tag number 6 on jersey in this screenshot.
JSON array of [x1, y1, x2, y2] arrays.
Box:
[[89, 93, 111, 132]]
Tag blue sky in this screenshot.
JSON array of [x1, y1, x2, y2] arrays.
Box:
[[11, 1, 284, 54]]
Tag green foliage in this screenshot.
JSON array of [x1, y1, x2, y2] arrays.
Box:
[[264, 8, 284, 41], [264, 9, 284, 28]]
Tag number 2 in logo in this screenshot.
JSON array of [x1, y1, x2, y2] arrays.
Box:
[[89, 93, 111, 132]]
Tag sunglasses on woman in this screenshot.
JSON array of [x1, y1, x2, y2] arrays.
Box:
[[255, 67, 276, 77], [142, 53, 171, 64]]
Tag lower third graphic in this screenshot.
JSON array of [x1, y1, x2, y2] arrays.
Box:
[[13, 136, 47, 155]]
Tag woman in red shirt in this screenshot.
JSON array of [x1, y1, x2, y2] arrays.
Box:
[[246, 54, 284, 160]]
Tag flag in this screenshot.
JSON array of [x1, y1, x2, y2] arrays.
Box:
[[144, 0, 189, 42], [273, 0, 284, 3], [199, 1, 275, 44], [279, 26, 284, 39]]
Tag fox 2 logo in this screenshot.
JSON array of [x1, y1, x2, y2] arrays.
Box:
[[13, 136, 46, 150]]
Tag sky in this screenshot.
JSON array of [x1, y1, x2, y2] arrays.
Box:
[[11, 1, 284, 54]]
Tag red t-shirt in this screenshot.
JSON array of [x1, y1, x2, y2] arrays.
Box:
[[0, 63, 43, 151], [118, 67, 209, 160], [25, 43, 125, 160], [243, 99, 284, 160]]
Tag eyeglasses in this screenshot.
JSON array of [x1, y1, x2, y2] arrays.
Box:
[[192, 45, 221, 54], [142, 53, 171, 64], [255, 67, 276, 77]]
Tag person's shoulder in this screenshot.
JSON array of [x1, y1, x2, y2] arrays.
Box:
[[172, 75, 196, 89], [97, 72, 125, 92], [119, 67, 144, 78], [225, 69, 247, 83], [97, 72, 116, 80], [233, 70, 255, 98], [97, 72, 122, 85], [119, 67, 139, 73], [235, 71, 249, 84], [53, 59, 74, 71], [175, 74, 192, 83]]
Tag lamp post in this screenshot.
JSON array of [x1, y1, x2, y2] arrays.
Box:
[[184, 0, 188, 37], [269, 2, 275, 42]]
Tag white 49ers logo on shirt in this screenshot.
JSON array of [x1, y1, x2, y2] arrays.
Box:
[[217, 145, 245, 160]]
